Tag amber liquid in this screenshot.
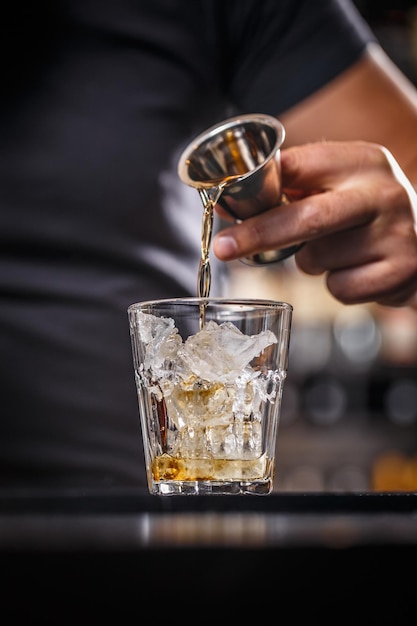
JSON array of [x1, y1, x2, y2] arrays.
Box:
[[196, 184, 225, 328], [149, 379, 273, 487], [152, 453, 269, 482], [197, 188, 215, 301]]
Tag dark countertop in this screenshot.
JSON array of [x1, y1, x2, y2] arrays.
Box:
[[1, 488, 417, 549], [1, 488, 416, 620]]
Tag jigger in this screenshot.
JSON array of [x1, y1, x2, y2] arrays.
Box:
[[177, 113, 303, 265]]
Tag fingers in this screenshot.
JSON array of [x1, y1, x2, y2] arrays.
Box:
[[326, 260, 417, 307], [280, 140, 389, 188], [213, 184, 376, 262], [213, 141, 391, 261], [296, 227, 417, 305], [212, 140, 417, 307]]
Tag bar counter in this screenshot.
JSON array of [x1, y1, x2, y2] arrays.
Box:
[[1, 488, 416, 620]]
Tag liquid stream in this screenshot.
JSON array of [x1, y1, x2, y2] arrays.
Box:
[[197, 185, 225, 327]]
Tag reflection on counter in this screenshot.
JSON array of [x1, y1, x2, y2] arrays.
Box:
[[227, 258, 417, 493]]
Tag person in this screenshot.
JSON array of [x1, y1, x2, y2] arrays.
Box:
[[1, 0, 417, 489]]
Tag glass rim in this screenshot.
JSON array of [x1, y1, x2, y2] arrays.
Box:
[[127, 296, 293, 313]]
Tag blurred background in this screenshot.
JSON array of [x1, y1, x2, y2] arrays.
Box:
[[228, 0, 417, 492]]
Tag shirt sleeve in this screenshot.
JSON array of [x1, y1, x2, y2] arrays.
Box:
[[218, 0, 377, 115]]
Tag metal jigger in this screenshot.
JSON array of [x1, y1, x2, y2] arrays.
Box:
[[177, 113, 303, 265]]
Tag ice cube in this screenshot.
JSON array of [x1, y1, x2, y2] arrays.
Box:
[[178, 320, 277, 383], [137, 314, 280, 456], [135, 311, 182, 375]]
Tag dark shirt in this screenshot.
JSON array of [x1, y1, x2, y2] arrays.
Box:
[[0, 0, 374, 487]]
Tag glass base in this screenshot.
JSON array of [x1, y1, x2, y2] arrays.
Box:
[[149, 479, 273, 496]]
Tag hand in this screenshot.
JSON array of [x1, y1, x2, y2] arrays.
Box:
[[212, 140, 417, 308]]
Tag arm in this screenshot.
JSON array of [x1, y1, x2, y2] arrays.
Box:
[[280, 43, 417, 183], [213, 43, 417, 309]]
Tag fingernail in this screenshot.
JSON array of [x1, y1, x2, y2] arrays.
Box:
[[214, 235, 238, 259]]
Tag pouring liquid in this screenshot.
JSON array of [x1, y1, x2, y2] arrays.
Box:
[[197, 184, 226, 328]]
